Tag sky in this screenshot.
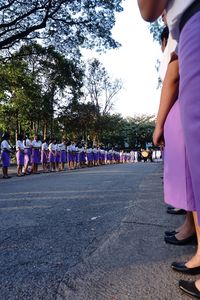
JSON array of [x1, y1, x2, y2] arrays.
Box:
[[83, 0, 162, 117]]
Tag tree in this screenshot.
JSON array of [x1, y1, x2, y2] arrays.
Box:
[[58, 101, 98, 141], [0, 0, 123, 56], [0, 56, 42, 137], [81, 58, 123, 144], [84, 58, 123, 115], [97, 113, 126, 148], [17, 43, 84, 136], [125, 115, 156, 149], [0, 43, 84, 138]]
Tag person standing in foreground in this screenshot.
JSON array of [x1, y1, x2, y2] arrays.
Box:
[[138, 0, 200, 298], [157, 24, 195, 246]]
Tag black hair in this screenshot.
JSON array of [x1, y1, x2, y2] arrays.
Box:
[[160, 26, 169, 43], [1, 132, 10, 141], [66, 140, 71, 146], [17, 134, 23, 141]]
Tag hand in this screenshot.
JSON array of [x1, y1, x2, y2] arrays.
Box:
[[153, 126, 165, 147]]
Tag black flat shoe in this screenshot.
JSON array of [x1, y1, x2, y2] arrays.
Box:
[[164, 234, 197, 245], [165, 230, 178, 236], [179, 280, 200, 299], [166, 207, 187, 215], [171, 262, 200, 275]]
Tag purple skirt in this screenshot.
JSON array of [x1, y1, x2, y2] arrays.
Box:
[[107, 154, 112, 161], [93, 153, 98, 161], [68, 152, 76, 162], [24, 148, 31, 165], [41, 150, 48, 163], [79, 152, 86, 163], [1, 151, 10, 167], [32, 149, 40, 164], [87, 152, 94, 162], [177, 12, 200, 221], [61, 151, 66, 163], [16, 151, 24, 166], [164, 100, 194, 211], [55, 152, 61, 163], [49, 152, 56, 163], [75, 152, 79, 163]]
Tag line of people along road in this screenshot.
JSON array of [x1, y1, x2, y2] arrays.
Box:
[[0, 132, 162, 179]]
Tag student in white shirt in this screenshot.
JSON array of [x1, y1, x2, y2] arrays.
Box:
[[55, 140, 61, 172], [1, 132, 12, 179], [31, 134, 41, 174], [41, 139, 49, 173], [86, 144, 94, 167], [59, 138, 67, 171], [16, 134, 25, 176], [23, 134, 32, 174], [79, 143, 86, 168], [68, 141, 76, 170], [48, 138, 56, 172]]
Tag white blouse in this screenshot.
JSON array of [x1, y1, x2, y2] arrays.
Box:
[[59, 143, 66, 151], [16, 140, 25, 151], [68, 144, 76, 152], [56, 144, 61, 152], [32, 140, 41, 149], [49, 143, 56, 152], [87, 148, 93, 153], [23, 138, 31, 148], [166, 0, 195, 41], [42, 142, 48, 151], [1, 140, 11, 151]]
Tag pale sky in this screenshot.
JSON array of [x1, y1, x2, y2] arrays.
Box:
[[83, 0, 162, 117]]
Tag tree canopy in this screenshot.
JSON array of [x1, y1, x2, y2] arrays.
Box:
[[0, 0, 123, 56], [0, 43, 84, 137]]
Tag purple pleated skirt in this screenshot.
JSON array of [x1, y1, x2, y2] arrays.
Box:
[[16, 151, 24, 166], [1, 151, 10, 167]]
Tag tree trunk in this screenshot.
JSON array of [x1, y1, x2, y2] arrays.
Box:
[[43, 122, 48, 139]]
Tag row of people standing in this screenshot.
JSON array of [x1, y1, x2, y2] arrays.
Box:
[[0, 132, 134, 178]]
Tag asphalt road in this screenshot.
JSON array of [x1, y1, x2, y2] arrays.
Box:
[[0, 163, 197, 300]]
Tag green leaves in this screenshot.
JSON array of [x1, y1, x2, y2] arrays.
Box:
[[0, 42, 83, 136], [0, 0, 123, 56]]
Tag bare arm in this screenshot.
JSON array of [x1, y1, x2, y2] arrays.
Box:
[[137, 0, 169, 22], [153, 55, 179, 146]]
